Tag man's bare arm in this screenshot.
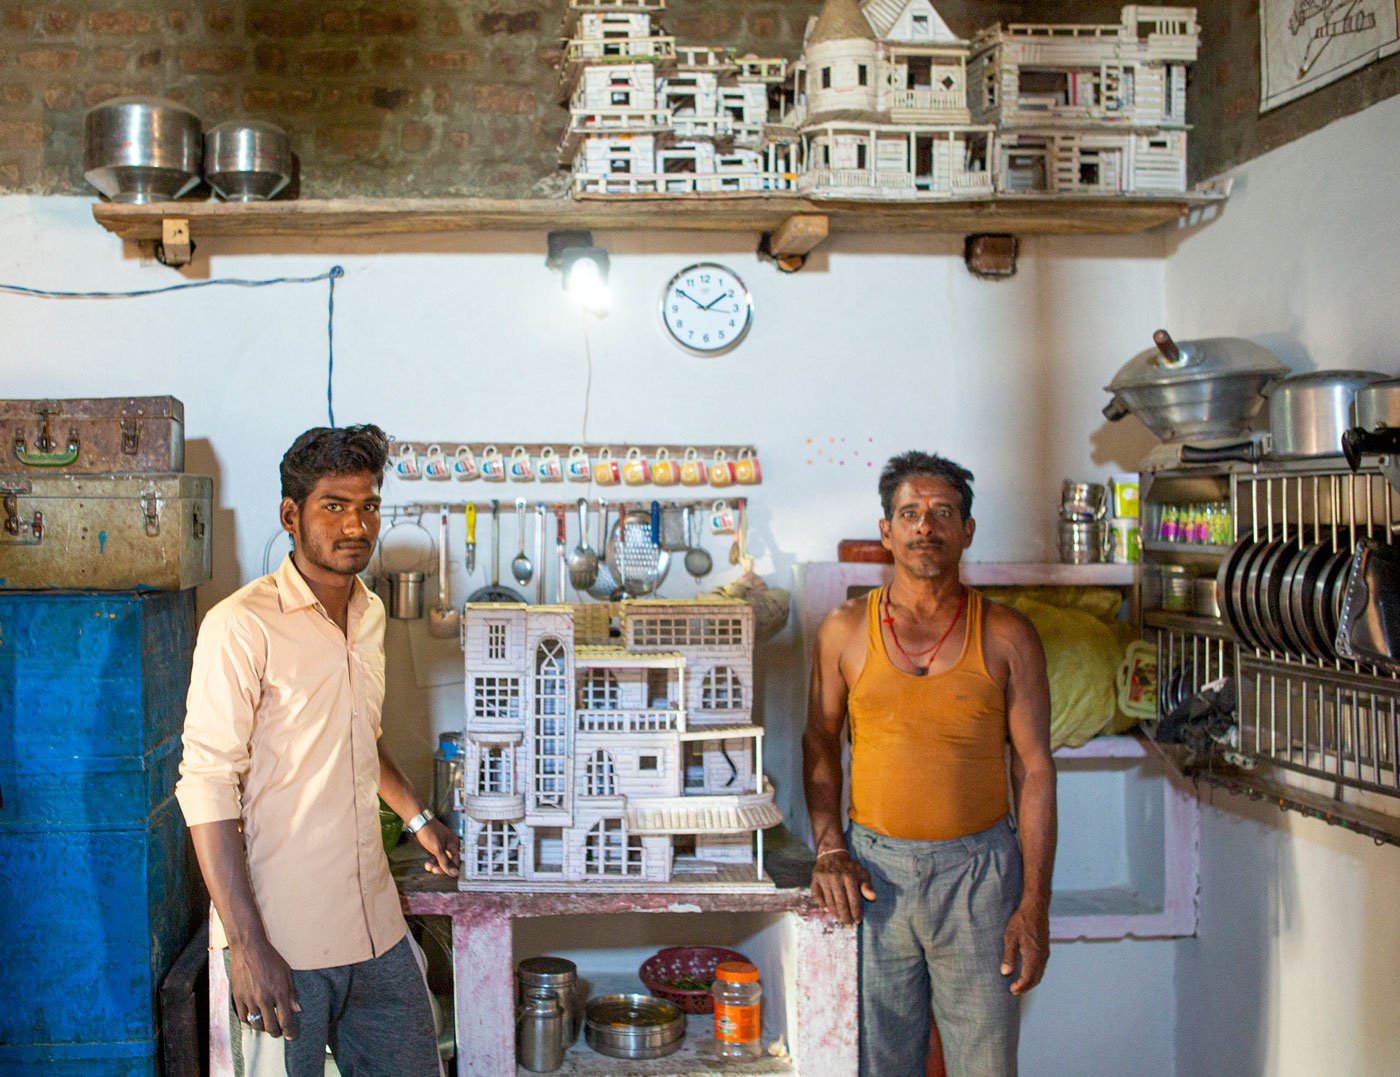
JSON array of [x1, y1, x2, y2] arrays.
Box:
[[997, 608, 1057, 996], [188, 820, 300, 1039], [378, 739, 460, 876], [802, 605, 875, 925]]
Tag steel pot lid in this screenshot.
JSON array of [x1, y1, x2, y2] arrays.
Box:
[[1105, 332, 1287, 393]]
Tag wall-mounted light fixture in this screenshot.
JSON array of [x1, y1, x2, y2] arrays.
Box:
[[547, 230, 610, 315]]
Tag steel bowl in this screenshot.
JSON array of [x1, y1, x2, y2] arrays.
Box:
[[584, 994, 685, 1060], [1103, 332, 1288, 442], [84, 96, 202, 203], [203, 121, 293, 202]]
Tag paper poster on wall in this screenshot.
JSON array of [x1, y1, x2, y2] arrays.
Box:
[[1260, 0, 1400, 111]]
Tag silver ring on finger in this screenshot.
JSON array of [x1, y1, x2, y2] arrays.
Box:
[[247, 1012, 262, 1024]]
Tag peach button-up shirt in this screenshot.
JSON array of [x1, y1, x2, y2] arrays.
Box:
[[175, 555, 406, 969]]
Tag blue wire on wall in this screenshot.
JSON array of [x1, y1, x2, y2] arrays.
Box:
[[0, 266, 346, 426]]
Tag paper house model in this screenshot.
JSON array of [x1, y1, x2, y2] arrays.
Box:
[[560, 1, 796, 195], [458, 598, 782, 891], [775, 0, 996, 199], [966, 5, 1198, 194]]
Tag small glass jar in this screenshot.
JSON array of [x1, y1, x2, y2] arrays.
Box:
[[711, 961, 763, 1060]]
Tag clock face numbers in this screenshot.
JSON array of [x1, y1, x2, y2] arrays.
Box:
[[660, 263, 753, 356]]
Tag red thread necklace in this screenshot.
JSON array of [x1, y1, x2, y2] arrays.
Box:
[[882, 587, 968, 672]]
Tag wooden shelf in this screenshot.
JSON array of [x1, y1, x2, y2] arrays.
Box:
[[90, 192, 1223, 245]]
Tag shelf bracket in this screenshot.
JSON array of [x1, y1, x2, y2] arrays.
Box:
[[759, 213, 828, 272], [154, 218, 193, 268]]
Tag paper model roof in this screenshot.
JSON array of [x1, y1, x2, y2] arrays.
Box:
[[862, 0, 960, 43], [809, 0, 876, 44], [575, 644, 686, 668]]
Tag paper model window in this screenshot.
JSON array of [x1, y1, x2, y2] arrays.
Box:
[[912, 13, 931, 38], [478, 746, 511, 795], [579, 669, 620, 710], [586, 750, 617, 796], [585, 818, 644, 876], [701, 666, 745, 711], [476, 822, 521, 876], [533, 639, 569, 810], [474, 677, 522, 720], [858, 64, 868, 86], [639, 754, 659, 772], [821, 67, 831, 89], [630, 615, 744, 648], [487, 623, 507, 660]]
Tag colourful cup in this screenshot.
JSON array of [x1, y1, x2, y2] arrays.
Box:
[[622, 447, 651, 486], [452, 446, 479, 481], [535, 447, 563, 482], [565, 445, 590, 483], [651, 448, 678, 487], [479, 445, 505, 482], [508, 446, 534, 482], [708, 449, 735, 488], [592, 447, 620, 486], [733, 448, 762, 485], [393, 444, 421, 480], [679, 447, 707, 487], [423, 445, 451, 481]]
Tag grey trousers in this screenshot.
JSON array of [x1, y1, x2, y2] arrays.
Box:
[[229, 934, 442, 1077], [850, 817, 1024, 1077]]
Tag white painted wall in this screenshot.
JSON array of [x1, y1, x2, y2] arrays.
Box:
[[1165, 95, 1400, 1076], [0, 195, 1173, 1072]]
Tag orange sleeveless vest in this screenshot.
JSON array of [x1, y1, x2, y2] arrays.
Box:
[[847, 587, 1009, 841]]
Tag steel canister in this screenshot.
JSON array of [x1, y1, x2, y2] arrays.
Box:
[[518, 957, 580, 1045], [1058, 519, 1105, 564]]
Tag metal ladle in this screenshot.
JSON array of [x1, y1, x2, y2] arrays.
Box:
[[567, 497, 600, 592], [511, 497, 533, 586], [683, 506, 712, 581]]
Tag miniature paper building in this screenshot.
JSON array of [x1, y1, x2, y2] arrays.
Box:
[[458, 598, 782, 891]]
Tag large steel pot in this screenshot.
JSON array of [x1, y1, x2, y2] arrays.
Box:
[[204, 121, 293, 202], [84, 96, 202, 203], [1103, 330, 1287, 442], [1265, 370, 1387, 459], [1356, 378, 1400, 431]]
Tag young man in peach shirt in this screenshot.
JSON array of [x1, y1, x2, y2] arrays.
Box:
[[177, 424, 458, 1077]]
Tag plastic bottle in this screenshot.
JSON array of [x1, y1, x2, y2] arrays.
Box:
[[711, 961, 763, 1060], [1160, 505, 1179, 544]]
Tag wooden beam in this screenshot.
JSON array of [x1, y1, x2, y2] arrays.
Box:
[[768, 213, 829, 258], [90, 193, 1226, 246]]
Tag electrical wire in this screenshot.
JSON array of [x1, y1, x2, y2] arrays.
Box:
[[0, 266, 346, 427]]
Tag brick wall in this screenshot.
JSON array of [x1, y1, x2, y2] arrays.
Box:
[[0, 1, 1107, 198]]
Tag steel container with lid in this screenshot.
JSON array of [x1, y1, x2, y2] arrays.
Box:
[[518, 957, 580, 1045], [204, 121, 293, 202], [584, 994, 685, 1060], [1103, 330, 1288, 442]]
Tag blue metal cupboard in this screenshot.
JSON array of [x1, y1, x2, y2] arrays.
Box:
[[0, 590, 201, 1076]]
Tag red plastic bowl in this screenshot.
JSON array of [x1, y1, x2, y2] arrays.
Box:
[[638, 946, 751, 1014]]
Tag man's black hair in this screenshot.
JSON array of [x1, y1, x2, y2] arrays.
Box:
[[878, 451, 975, 520], [279, 424, 390, 504]]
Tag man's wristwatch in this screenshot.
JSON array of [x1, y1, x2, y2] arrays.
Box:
[[404, 809, 435, 835]]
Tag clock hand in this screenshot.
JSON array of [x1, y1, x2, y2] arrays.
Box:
[[702, 293, 729, 311], [675, 290, 706, 309]]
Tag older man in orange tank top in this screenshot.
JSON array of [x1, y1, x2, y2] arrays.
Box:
[[803, 451, 1056, 1077]]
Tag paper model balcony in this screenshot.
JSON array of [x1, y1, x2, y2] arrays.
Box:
[[563, 35, 676, 67], [626, 787, 784, 835]]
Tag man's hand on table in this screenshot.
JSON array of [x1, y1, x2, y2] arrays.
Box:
[[416, 818, 461, 875], [1001, 901, 1050, 995], [230, 936, 301, 1039], [810, 849, 876, 925]]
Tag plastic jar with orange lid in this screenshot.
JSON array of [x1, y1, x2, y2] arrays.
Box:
[[711, 961, 763, 1060]]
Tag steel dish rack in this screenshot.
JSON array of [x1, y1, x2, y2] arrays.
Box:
[[1144, 461, 1400, 837]]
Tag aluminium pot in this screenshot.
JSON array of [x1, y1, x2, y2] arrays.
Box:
[[204, 121, 293, 202], [1265, 370, 1387, 459], [1356, 378, 1400, 431], [84, 96, 203, 203], [1103, 330, 1287, 443]]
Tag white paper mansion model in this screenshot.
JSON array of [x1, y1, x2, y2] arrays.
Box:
[[458, 599, 782, 891], [559, 0, 1198, 199]]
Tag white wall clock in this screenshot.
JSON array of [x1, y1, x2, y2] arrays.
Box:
[[659, 262, 753, 356]]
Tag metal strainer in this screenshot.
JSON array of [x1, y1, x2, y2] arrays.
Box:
[[605, 502, 670, 598]]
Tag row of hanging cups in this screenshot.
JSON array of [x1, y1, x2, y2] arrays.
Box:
[[393, 444, 762, 487]]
